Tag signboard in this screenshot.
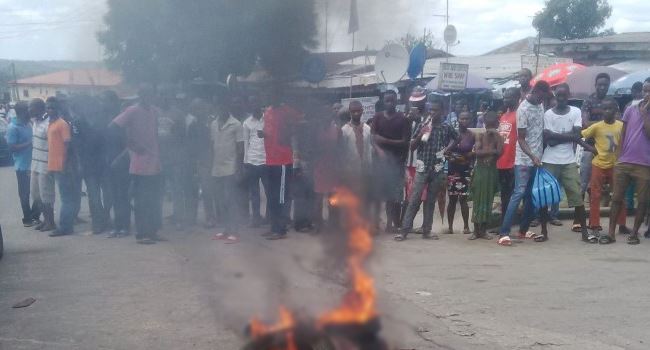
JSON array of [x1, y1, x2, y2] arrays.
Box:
[[438, 62, 469, 91], [340, 96, 380, 124], [521, 55, 573, 74]]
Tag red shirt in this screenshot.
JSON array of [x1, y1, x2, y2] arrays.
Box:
[[497, 110, 517, 170], [264, 105, 303, 166]]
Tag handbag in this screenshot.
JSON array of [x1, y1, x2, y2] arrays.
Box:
[[531, 168, 562, 209]]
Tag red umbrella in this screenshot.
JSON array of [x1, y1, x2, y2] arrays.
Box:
[[531, 63, 586, 87]]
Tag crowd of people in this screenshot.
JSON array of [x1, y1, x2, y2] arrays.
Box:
[[3, 72, 650, 247]]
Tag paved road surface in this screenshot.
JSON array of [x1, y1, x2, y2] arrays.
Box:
[[1, 165, 649, 350]]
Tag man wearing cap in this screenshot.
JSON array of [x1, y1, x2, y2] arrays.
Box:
[[402, 87, 428, 229]]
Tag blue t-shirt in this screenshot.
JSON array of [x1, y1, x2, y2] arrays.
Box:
[[5, 119, 33, 171]]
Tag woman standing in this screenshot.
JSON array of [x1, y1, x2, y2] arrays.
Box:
[[446, 112, 474, 235]]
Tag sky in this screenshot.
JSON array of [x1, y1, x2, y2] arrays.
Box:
[[0, 0, 648, 62]]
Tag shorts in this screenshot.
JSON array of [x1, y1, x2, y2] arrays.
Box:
[[612, 163, 650, 205], [542, 163, 582, 207], [36, 171, 56, 204], [447, 164, 471, 197]]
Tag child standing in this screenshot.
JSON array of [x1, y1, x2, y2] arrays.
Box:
[[470, 112, 503, 240], [581, 98, 630, 243]]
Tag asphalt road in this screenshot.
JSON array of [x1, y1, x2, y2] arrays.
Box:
[[1, 165, 649, 350]]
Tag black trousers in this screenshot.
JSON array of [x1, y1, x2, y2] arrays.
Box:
[[245, 163, 270, 220], [292, 170, 314, 230], [85, 171, 110, 231], [15, 170, 38, 223], [499, 168, 515, 219], [110, 168, 132, 232], [267, 165, 293, 234], [132, 175, 162, 239]]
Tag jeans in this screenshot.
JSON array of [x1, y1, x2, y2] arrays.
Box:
[[109, 168, 131, 232], [132, 175, 162, 239], [15, 170, 36, 223], [245, 163, 270, 221], [580, 151, 594, 195], [500, 166, 537, 237], [85, 172, 110, 232], [55, 172, 81, 234], [498, 168, 514, 218], [268, 165, 293, 235], [401, 170, 446, 234]]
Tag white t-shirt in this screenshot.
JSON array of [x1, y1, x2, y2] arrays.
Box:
[[242, 115, 266, 166], [541, 106, 582, 165], [514, 99, 545, 166]]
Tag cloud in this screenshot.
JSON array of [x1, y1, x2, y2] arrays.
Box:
[[0, 0, 647, 61]]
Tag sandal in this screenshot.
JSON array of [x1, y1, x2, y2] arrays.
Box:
[[571, 224, 582, 233], [533, 233, 548, 242], [497, 236, 512, 246], [599, 235, 615, 244], [518, 231, 536, 240], [582, 232, 598, 244], [394, 234, 407, 241], [627, 235, 641, 245], [462, 228, 472, 235]]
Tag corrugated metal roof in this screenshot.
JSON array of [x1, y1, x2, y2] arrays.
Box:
[[14, 68, 122, 87], [541, 32, 650, 45]]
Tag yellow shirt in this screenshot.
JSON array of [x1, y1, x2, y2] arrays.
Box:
[[581, 120, 623, 169]]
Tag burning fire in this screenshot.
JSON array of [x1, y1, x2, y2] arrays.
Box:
[[247, 188, 377, 348], [249, 306, 298, 350], [318, 188, 376, 326]]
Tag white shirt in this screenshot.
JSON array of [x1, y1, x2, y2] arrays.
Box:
[[31, 115, 49, 174], [515, 99, 545, 166], [541, 106, 582, 165], [242, 115, 266, 166], [341, 122, 373, 169]]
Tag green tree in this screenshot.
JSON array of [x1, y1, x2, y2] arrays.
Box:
[[97, 0, 317, 84], [533, 0, 613, 40], [386, 29, 439, 53]]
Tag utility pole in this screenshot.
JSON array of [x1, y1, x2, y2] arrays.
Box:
[[11, 62, 19, 101], [324, 0, 328, 52], [433, 0, 451, 62]]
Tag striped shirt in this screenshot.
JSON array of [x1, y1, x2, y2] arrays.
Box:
[[31, 116, 49, 174]]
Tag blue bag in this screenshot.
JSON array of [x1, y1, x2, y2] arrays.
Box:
[[531, 168, 562, 209]]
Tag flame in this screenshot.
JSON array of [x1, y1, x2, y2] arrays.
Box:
[[249, 307, 298, 350], [247, 188, 378, 348], [318, 188, 376, 326]]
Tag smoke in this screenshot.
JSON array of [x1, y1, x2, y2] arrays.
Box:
[[315, 0, 442, 52]]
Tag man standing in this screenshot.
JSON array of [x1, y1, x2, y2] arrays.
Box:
[[518, 68, 533, 99], [262, 89, 303, 240], [30, 99, 54, 231], [158, 88, 185, 229], [496, 88, 521, 222], [210, 101, 244, 243], [372, 90, 411, 233], [243, 95, 269, 227], [607, 81, 650, 245], [340, 100, 373, 190], [498, 81, 552, 246], [540, 84, 590, 243], [396, 100, 457, 241], [5, 101, 37, 227], [580, 73, 611, 201], [46, 97, 74, 237], [111, 85, 163, 245]]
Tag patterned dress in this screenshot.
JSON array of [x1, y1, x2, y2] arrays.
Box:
[[471, 130, 500, 224], [447, 130, 474, 197]]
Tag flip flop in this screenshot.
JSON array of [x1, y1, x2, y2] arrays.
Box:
[[532, 233, 548, 242], [462, 228, 472, 235], [497, 236, 512, 246], [582, 232, 598, 244], [571, 224, 582, 232], [224, 235, 239, 244], [212, 233, 226, 240], [627, 236, 641, 245], [394, 234, 407, 241], [518, 231, 537, 240]]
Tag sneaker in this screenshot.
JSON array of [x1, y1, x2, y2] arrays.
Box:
[[266, 233, 287, 240], [23, 219, 37, 228]]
